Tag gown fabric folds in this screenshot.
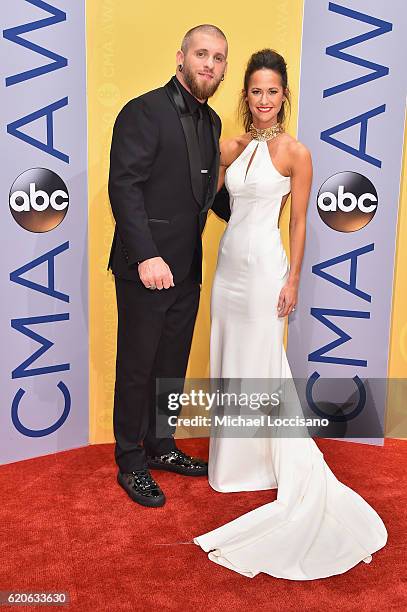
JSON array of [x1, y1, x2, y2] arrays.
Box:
[[193, 139, 387, 580]]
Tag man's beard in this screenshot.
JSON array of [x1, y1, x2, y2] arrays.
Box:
[[182, 63, 222, 100]]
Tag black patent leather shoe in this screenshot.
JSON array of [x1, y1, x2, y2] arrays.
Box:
[[117, 469, 166, 507], [147, 449, 208, 476]]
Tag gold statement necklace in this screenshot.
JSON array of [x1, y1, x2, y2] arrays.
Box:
[[249, 122, 284, 142]]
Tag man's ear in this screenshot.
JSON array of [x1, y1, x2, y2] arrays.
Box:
[[176, 49, 184, 69]]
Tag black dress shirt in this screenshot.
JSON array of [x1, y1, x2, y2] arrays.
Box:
[[176, 77, 215, 194]]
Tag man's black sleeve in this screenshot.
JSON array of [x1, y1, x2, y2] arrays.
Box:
[[108, 98, 160, 266], [211, 184, 231, 222]]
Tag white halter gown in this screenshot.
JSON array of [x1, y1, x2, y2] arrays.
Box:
[[194, 139, 387, 580]]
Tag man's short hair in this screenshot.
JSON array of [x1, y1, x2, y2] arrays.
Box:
[[181, 24, 228, 55]]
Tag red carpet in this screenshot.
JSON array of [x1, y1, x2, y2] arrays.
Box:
[[1, 438, 405, 611]]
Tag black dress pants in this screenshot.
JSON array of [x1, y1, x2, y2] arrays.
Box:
[[113, 274, 200, 472]]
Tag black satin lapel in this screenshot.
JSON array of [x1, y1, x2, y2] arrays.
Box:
[[202, 108, 221, 213], [164, 78, 203, 206]]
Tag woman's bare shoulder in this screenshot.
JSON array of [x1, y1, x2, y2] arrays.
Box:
[[281, 133, 312, 162], [220, 134, 251, 166]]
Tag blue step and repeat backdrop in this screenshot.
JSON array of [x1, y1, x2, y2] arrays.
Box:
[[1, 0, 406, 463], [288, 0, 407, 442], [1, 0, 88, 463]]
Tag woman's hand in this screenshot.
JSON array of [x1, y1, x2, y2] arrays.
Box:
[[277, 281, 298, 317]]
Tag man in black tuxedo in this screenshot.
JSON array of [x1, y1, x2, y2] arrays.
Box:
[[108, 25, 230, 507]]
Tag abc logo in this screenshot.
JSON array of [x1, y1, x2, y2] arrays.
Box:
[[317, 172, 378, 232], [9, 168, 69, 232]]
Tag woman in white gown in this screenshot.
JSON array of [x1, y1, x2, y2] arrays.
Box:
[[194, 49, 387, 580]]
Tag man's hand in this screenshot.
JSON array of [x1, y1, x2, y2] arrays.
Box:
[[138, 257, 174, 290]]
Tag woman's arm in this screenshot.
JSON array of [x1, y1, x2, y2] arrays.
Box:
[[277, 142, 313, 318], [217, 140, 230, 192]]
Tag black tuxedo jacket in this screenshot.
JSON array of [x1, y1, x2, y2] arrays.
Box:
[[108, 76, 230, 283]]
